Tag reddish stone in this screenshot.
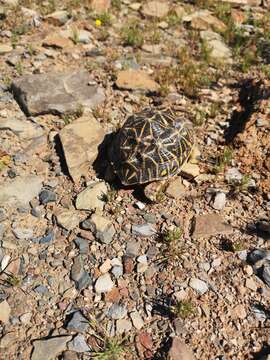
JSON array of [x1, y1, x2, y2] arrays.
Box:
[[104, 288, 121, 303], [123, 256, 135, 274], [119, 287, 129, 298], [138, 332, 153, 350]]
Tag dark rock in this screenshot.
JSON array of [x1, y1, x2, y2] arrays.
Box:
[[39, 189, 56, 204], [11, 70, 105, 116], [66, 311, 89, 333], [74, 237, 89, 254]]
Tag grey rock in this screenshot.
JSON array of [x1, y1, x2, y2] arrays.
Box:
[[34, 285, 49, 295], [39, 189, 56, 204], [74, 237, 89, 254], [0, 208, 7, 222], [0, 175, 43, 207], [248, 249, 270, 264], [200, 30, 232, 64], [126, 240, 140, 257], [13, 226, 33, 240], [68, 334, 91, 353], [11, 70, 105, 116], [71, 256, 92, 290], [212, 192, 226, 210], [46, 10, 70, 25], [89, 214, 115, 244], [262, 262, 270, 287], [56, 209, 80, 231], [0, 117, 44, 140], [225, 168, 243, 184], [34, 231, 54, 244], [66, 311, 89, 333], [107, 304, 127, 320], [189, 278, 209, 295], [132, 223, 156, 237], [31, 336, 72, 360], [111, 265, 123, 278]]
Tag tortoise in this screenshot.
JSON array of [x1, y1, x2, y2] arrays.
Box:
[[108, 108, 195, 199]]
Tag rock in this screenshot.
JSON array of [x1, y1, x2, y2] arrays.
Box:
[[189, 278, 209, 295], [99, 259, 111, 274], [138, 332, 153, 350], [34, 285, 49, 295], [95, 273, 114, 293], [192, 213, 233, 238], [130, 311, 144, 330], [43, 35, 73, 49], [91, 0, 111, 12], [60, 116, 105, 182], [88, 214, 115, 244], [76, 182, 107, 211], [12, 227, 33, 240], [74, 237, 89, 254], [107, 303, 127, 320], [175, 5, 186, 19], [31, 336, 72, 360], [168, 337, 194, 360], [0, 175, 43, 207], [116, 69, 159, 92], [232, 304, 247, 319], [220, 0, 261, 5], [0, 117, 44, 140], [0, 332, 17, 348], [126, 240, 140, 257], [141, 1, 169, 18], [245, 278, 257, 291], [212, 192, 226, 210], [111, 265, 123, 278], [46, 10, 70, 25], [68, 334, 91, 353], [200, 30, 233, 64], [0, 300, 11, 323], [11, 70, 105, 116], [180, 163, 200, 178], [39, 189, 56, 204], [66, 311, 89, 333], [183, 10, 227, 32], [132, 223, 156, 237], [166, 177, 186, 199], [262, 262, 270, 287], [116, 319, 132, 334], [71, 256, 92, 290], [0, 44, 12, 54], [225, 168, 243, 183], [231, 9, 246, 25], [56, 209, 80, 231]]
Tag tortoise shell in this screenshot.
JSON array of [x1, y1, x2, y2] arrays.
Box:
[[109, 108, 194, 185]]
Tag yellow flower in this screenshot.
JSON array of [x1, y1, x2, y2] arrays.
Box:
[[95, 19, 102, 27]]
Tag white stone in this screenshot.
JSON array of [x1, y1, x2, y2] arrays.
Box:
[[212, 192, 226, 210], [76, 182, 107, 211], [95, 273, 114, 293], [0, 300, 11, 324], [189, 278, 209, 295], [0, 175, 43, 207], [56, 209, 80, 231], [130, 311, 144, 330]]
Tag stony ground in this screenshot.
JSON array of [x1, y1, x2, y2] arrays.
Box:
[[0, 0, 269, 359]]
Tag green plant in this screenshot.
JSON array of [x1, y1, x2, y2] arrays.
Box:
[[0, 271, 21, 287], [232, 241, 244, 252], [149, 28, 161, 44], [239, 49, 257, 72], [15, 61, 23, 76], [121, 21, 144, 48], [172, 300, 195, 319], [95, 12, 112, 27], [62, 104, 84, 124], [213, 147, 233, 174], [209, 102, 222, 118], [92, 336, 126, 359], [97, 28, 110, 41], [101, 188, 117, 203], [200, 39, 212, 63], [70, 26, 80, 44], [163, 227, 182, 243], [166, 10, 182, 27], [213, 2, 232, 24], [193, 107, 208, 126]]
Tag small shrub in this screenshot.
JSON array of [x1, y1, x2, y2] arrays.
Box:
[[172, 300, 195, 319], [121, 21, 144, 48]]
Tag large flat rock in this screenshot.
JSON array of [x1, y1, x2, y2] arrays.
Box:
[[0, 175, 43, 207], [59, 115, 105, 182], [192, 213, 233, 238], [11, 70, 105, 116], [31, 336, 72, 360]]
